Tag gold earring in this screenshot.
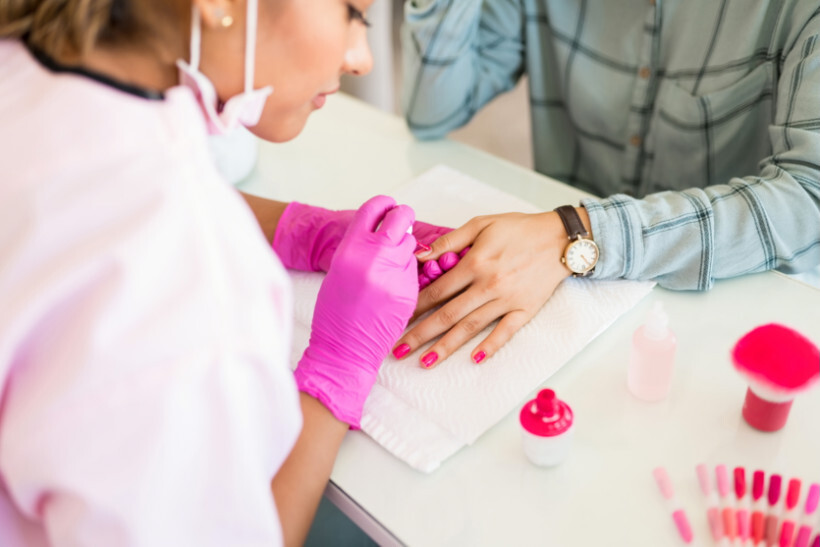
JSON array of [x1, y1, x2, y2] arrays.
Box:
[[213, 8, 234, 28]]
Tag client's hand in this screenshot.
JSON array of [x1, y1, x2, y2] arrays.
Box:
[[392, 211, 572, 368], [294, 196, 418, 428], [273, 201, 451, 273]]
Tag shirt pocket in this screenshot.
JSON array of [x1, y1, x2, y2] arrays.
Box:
[[646, 61, 775, 193]]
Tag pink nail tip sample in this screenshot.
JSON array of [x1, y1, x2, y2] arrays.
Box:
[[696, 464, 711, 494], [716, 464, 731, 496], [769, 474, 783, 505], [392, 343, 411, 359], [472, 350, 486, 364], [653, 467, 674, 499], [753, 470, 766, 499], [707, 508, 724, 541], [806, 483, 820, 513], [794, 527, 812, 547], [672, 509, 694, 543], [735, 467, 746, 498], [781, 521, 796, 547], [438, 251, 459, 271], [736, 509, 750, 539], [787, 479, 802, 509]]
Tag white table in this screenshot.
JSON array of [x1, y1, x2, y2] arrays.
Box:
[[240, 94, 820, 547]]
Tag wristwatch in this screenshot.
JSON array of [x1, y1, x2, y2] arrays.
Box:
[[554, 205, 599, 277]]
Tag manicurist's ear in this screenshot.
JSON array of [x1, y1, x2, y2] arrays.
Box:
[[192, 0, 240, 29]]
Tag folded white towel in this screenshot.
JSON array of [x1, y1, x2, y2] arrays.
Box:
[[289, 166, 655, 472]]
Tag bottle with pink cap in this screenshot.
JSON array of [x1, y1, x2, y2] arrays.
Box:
[[519, 388, 574, 466]]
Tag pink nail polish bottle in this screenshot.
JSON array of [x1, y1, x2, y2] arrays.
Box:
[[519, 389, 574, 467], [627, 302, 677, 402]]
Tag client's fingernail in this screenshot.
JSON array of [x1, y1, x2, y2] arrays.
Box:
[[473, 350, 486, 364], [458, 246, 471, 258], [414, 242, 431, 255], [421, 351, 438, 368], [393, 343, 411, 359], [418, 273, 432, 289]]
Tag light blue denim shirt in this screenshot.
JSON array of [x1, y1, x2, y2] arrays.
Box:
[[403, 0, 820, 290]]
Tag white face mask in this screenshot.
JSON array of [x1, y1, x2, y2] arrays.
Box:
[[176, 0, 273, 135]]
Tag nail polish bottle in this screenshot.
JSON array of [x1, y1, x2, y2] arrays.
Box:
[[519, 389, 574, 467], [627, 301, 677, 402]]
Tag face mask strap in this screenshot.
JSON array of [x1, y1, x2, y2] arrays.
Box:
[[189, 5, 202, 71], [243, 0, 258, 94]]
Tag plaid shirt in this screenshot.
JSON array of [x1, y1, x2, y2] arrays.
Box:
[[403, 0, 820, 290]]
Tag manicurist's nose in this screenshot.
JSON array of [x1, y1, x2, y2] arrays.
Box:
[[343, 27, 373, 76]]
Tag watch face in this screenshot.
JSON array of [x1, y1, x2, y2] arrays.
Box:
[[565, 238, 599, 274]]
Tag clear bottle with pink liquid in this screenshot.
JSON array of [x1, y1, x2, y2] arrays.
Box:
[[628, 302, 677, 401]]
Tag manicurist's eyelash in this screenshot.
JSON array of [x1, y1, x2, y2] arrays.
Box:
[[348, 4, 372, 27]]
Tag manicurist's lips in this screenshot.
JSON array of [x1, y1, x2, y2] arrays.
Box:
[[312, 86, 339, 109]]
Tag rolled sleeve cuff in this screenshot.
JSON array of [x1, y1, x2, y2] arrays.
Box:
[[581, 196, 644, 280]]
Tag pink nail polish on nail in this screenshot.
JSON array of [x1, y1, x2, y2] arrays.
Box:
[[421, 352, 438, 368], [393, 343, 411, 359], [473, 350, 486, 364]]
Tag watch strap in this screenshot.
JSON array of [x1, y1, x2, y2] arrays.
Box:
[[554, 205, 589, 240]]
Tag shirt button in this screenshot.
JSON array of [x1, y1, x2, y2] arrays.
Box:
[[639, 66, 651, 79], [630, 135, 642, 147]]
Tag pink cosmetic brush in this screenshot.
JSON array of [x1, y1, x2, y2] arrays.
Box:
[[731, 324, 820, 432], [794, 483, 820, 547], [697, 463, 725, 543]]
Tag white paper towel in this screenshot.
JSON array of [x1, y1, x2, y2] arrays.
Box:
[[289, 166, 655, 472]]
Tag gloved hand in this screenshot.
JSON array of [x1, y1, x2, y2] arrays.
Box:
[[273, 201, 451, 272], [294, 196, 419, 428]]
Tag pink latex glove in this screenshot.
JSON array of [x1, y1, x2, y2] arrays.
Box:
[[273, 201, 451, 272], [294, 196, 419, 428]]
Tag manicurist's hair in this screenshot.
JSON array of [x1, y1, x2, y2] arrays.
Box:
[[0, 0, 150, 58]]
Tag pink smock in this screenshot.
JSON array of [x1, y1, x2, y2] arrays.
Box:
[[0, 40, 301, 545]]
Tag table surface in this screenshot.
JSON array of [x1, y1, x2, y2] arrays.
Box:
[[240, 94, 820, 547]]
